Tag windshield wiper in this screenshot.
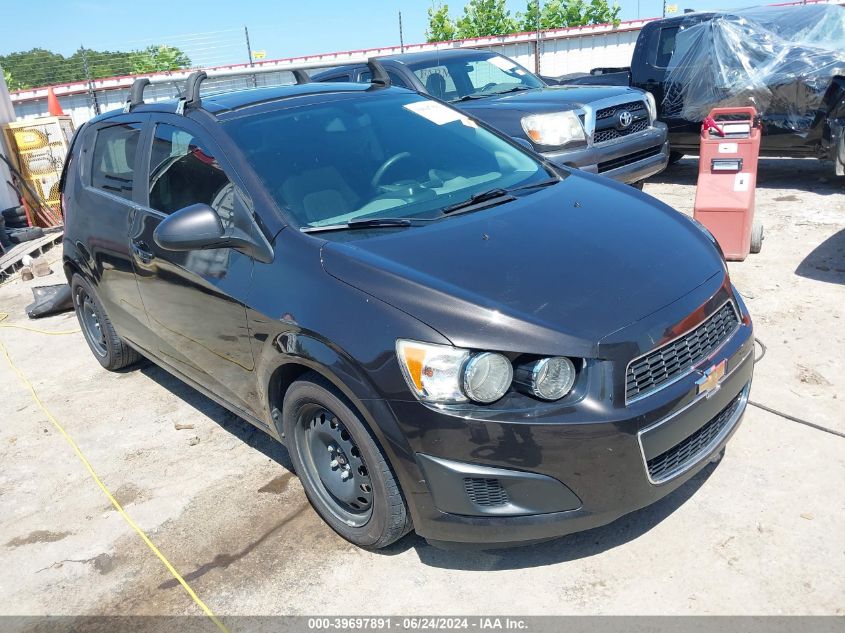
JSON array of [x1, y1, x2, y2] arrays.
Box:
[[301, 217, 415, 234], [451, 93, 491, 102], [440, 188, 515, 216], [510, 177, 560, 191], [492, 86, 534, 95]]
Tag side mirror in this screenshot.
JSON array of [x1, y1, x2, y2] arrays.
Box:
[[153, 203, 227, 252]]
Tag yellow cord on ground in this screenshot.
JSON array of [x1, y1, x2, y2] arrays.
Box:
[[0, 311, 229, 633]]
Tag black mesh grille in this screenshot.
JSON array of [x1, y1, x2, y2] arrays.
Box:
[[627, 303, 740, 400], [598, 145, 662, 173], [647, 390, 744, 481], [463, 478, 509, 507], [596, 100, 646, 120], [593, 119, 649, 144]]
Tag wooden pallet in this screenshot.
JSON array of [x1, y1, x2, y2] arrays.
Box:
[[0, 230, 63, 283]]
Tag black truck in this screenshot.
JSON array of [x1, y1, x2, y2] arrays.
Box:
[[555, 4, 845, 175], [314, 48, 669, 186]]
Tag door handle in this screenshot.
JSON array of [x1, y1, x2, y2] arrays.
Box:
[[131, 240, 155, 264]]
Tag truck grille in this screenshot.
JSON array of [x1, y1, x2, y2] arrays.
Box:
[[593, 119, 649, 144], [596, 100, 646, 120], [598, 145, 662, 173], [626, 302, 740, 401], [646, 389, 744, 482]]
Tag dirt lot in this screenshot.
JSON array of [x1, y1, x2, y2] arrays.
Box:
[[1, 158, 843, 622]]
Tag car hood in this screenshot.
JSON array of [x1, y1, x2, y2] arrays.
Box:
[[320, 171, 725, 357], [456, 84, 645, 114]]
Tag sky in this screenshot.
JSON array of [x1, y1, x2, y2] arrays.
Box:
[[0, 0, 766, 60]]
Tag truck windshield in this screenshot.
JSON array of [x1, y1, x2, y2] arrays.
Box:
[[409, 54, 544, 102], [224, 92, 552, 230]]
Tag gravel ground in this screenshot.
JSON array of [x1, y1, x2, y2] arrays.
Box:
[[0, 157, 843, 623]]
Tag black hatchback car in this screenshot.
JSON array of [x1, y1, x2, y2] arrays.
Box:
[[61, 66, 754, 549]]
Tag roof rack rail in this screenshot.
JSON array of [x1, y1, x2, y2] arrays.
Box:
[[176, 70, 208, 115], [366, 58, 391, 89], [292, 69, 310, 85], [123, 78, 150, 113]]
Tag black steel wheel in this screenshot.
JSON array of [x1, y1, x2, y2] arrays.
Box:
[[71, 274, 141, 371], [282, 373, 411, 548]]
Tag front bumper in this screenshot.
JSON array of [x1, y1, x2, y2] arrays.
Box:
[[543, 122, 670, 184], [384, 288, 754, 546]]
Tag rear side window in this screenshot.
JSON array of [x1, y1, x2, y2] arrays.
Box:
[[90, 123, 141, 200], [148, 123, 235, 228], [655, 26, 680, 68]]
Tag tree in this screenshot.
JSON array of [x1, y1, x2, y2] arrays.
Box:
[[455, 0, 517, 38], [2, 67, 14, 90], [130, 45, 192, 74], [0, 45, 191, 90], [426, 3, 457, 42], [519, 0, 621, 30]]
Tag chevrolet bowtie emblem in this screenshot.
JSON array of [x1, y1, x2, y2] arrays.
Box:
[[696, 359, 727, 396]]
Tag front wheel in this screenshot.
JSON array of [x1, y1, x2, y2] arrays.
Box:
[[750, 222, 764, 254], [282, 373, 411, 549]]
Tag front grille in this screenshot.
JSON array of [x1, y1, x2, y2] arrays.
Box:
[[626, 302, 740, 401], [463, 477, 509, 507], [593, 119, 649, 144], [598, 145, 662, 173], [596, 100, 646, 120], [646, 390, 744, 482]]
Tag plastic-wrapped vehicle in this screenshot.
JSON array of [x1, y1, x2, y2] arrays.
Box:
[[557, 4, 845, 176]]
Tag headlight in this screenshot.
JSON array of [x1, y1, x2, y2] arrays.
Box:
[[515, 357, 577, 400], [462, 352, 513, 404], [396, 340, 470, 403], [644, 91, 657, 122], [521, 111, 585, 147], [396, 340, 513, 404]]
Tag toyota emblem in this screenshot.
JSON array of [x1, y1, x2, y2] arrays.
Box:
[[618, 110, 633, 128]]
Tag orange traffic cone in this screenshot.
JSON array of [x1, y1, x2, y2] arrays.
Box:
[[46, 86, 64, 116]]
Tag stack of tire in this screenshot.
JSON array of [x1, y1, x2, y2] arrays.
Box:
[[1, 206, 43, 248]]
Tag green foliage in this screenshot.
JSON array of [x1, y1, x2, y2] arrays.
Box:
[[0, 45, 191, 90], [426, 3, 457, 42], [2, 66, 13, 90], [455, 0, 517, 38], [519, 0, 621, 31]]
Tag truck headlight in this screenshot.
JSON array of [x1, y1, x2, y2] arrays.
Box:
[[521, 111, 585, 147], [396, 340, 513, 404], [515, 357, 577, 400], [644, 91, 657, 123]]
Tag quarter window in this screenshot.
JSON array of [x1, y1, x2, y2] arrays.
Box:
[[90, 123, 141, 200], [148, 124, 235, 228]]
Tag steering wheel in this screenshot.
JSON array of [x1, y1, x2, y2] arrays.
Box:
[[371, 152, 412, 188]]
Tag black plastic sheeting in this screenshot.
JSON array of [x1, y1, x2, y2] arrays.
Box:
[[26, 284, 74, 319], [664, 4, 845, 134]]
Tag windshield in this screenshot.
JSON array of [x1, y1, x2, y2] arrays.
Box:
[[224, 92, 551, 229], [409, 54, 544, 102]]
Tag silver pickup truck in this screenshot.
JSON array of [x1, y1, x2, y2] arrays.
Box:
[[314, 48, 669, 186]]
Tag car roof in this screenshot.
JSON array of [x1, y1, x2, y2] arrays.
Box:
[[382, 48, 497, 65], [88, 82, 382, 124]]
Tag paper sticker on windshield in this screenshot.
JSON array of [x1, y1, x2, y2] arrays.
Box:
[[404, 101, 476, 127]]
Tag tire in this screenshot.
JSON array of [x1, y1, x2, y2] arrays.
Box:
[[630, 180, 645, 190], [750, 221, 764, 254], [1, 206, 25, 221], [282, 373, 411, 549], [71, 274, 141, 371], [8, 227, 43, 244], [668, 151, 685, 165]]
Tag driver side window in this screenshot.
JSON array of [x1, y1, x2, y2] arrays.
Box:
[[148, 123, 235, 230]]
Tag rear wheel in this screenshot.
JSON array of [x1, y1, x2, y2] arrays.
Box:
[[71, 274, 141, 370], [630, 180, 645, 190], [282, 373, 411, 549]]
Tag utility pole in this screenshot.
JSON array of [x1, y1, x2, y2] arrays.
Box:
[[399, 11, 405, 53], [662, 0, 667, 17], [80, 46, 100, 116], [244, 26, 257, 88], [535, 0, 542, 75]]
